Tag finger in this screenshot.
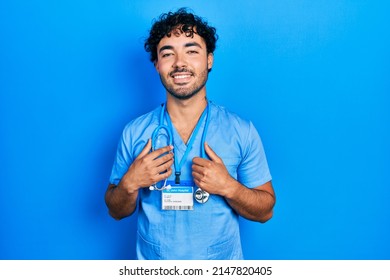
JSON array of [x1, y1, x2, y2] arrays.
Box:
[[192, 172, 206, 189], [204, 142, 222, 163], [153, 151, 174, 166], [153, 167, 173, 182], [192, 156, 209, 166], [192, 163, 209, 181], [149, 144, 174, 160], [155, 158, 174, 174], [191, 163, 204, 175], [192, 170, 200, 182], [136, 139, 152, 159]]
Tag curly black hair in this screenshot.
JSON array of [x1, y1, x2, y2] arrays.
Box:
[[144, 8, 218, 62]]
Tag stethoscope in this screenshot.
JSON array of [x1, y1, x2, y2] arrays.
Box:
[[149, 101, 211, 204], [149, 111, 173, 191]]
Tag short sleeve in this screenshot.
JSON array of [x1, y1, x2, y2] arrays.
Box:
[[237, 122, 272, 188], [109, 126, 134, 185]]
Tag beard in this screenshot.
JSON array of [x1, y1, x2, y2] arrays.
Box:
[[159, 67, 209, 100]]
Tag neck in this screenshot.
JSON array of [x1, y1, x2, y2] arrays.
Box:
[[166, 93, 208, 144], [166, 93, 208, 124]]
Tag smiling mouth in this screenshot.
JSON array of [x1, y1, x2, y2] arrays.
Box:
[[172, 74, 191, 79], [171, 72, 193, 84]]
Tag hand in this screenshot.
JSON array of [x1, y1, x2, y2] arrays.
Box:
[[192, 142, 233, 196], [121, 139, 174, 192]]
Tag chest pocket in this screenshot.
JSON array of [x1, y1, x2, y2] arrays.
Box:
[[222, 157, 241, 179]]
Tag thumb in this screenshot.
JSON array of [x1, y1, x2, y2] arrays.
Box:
[[136, 138, 152, 159], [204, 142, 222, 163]]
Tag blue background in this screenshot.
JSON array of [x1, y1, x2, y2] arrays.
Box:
[[1, 0, 389, 259]]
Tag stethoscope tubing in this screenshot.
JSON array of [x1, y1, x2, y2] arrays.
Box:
[[149, 101, 211, 193]]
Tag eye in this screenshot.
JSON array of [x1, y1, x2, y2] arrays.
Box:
[[187, 50, 199, 55], [161, 52, 173, 58]]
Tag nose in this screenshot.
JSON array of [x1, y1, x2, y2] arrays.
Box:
[[172, 52, 187, 69]]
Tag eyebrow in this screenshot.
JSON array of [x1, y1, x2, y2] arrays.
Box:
[[184, 42, 202, 49], [158, 42, 203, 53]]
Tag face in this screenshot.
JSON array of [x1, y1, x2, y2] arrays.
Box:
[[154, 29, 214, 100]]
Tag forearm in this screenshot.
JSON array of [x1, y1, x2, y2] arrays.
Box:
[[105, 182, 139, 220], [224, 179, 275, 223], [105, 142, 174, 220]]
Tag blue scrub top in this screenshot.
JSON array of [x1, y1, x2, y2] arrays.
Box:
[[109, 101, 272, 259]]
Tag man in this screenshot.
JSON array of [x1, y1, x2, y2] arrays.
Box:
[[105, 8, 275, 260]]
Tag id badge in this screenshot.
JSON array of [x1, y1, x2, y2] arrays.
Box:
[[162, 180, 194, 210]]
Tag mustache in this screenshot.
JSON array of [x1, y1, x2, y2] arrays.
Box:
[[169, 68, 194, 76]]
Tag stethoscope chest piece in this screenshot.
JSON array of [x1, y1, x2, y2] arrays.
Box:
[[194, 188, 210, 204]]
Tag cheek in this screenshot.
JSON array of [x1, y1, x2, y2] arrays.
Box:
[[155, 58, 172, 71], [156, 63, 170, 75], [191, 59, 209, 72]]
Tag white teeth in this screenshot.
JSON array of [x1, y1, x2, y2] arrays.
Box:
[[174, 75, 190, 79]]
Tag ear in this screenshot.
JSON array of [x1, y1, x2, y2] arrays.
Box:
[[207, 53, 214, 70]]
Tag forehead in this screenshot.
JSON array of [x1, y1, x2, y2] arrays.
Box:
[[157, 31, 206, 50]]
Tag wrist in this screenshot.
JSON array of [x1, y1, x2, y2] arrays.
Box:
[[118, 175, 140, 195], [223, 176, 241, 199]]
